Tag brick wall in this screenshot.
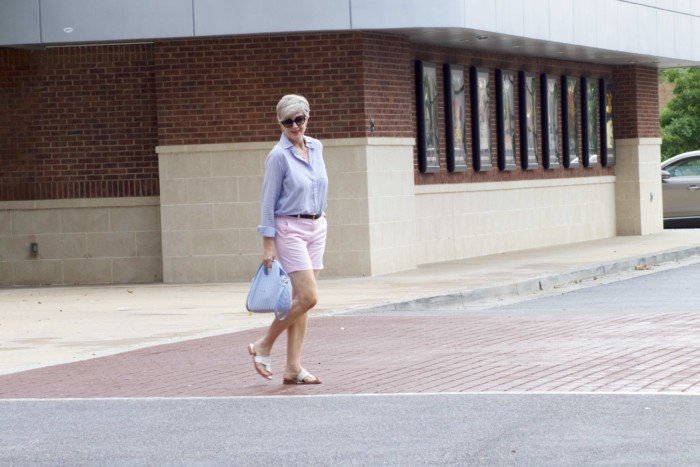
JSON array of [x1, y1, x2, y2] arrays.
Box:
[[154, 33, 368, 145], [611, 65, 660, 139], [0, 45, 158, 201], [1, 34, 376, 202], [0, 49, 33, 200], [360, 33, 414, 138], [152, 32, 413, 142], [1, 34, 661, 202]]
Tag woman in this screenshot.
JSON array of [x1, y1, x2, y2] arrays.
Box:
[[247, 94, 328, 384]]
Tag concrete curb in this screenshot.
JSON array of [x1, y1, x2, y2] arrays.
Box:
[[341, 246, 700, 314]]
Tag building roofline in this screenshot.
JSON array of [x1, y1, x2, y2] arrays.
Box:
[[1, 0, 698, 68]]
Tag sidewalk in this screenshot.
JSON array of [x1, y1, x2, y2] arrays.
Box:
[[1, 229, 700, 377]]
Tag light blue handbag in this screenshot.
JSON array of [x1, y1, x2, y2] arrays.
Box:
[[245, 260, 293, 320]]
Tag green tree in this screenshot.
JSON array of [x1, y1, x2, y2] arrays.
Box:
[[660, 68, 700, 160]]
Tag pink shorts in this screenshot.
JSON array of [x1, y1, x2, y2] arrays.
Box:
[[274, 216, 328, 274]]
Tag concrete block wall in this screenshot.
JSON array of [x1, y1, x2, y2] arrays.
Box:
[[157, 143, 264, 283], [322, 141, 372, 277], [0, 198, 162, 286], [365, 139, 417, 276], [415, 177, 617, 265], [158, 137, 417, 282], [615, 138, 664, 235], [324, 138, 417, 277], [159, 136, 618, 281]]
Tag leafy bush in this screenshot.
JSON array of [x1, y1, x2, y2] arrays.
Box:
[[660, 68, 700, 160]]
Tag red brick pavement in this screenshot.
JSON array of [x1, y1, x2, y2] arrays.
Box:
[[0, 312, 698, 398]]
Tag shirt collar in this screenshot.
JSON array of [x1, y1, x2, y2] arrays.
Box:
[[280, 133, 312, 150]]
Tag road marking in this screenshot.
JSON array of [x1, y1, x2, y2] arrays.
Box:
[[1, 391, 697, 402]]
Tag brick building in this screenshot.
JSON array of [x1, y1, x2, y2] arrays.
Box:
[[1, 1, 699, 286]]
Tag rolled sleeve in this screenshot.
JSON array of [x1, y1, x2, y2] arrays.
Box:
[[256, 224, 277, 237], [257, 151, 284, 237]]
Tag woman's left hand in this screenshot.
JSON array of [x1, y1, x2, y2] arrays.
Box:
[[262, 237, 276, 268]]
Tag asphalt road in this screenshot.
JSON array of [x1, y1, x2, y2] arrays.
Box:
[[1, 394, 698, 466], [492, 261, 700, 315], [346, 260, 700, 317]]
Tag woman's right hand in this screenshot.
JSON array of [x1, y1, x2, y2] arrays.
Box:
[[262, 237, 276, 268]]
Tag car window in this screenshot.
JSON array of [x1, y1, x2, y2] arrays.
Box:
[[667, 157, 700, 177]]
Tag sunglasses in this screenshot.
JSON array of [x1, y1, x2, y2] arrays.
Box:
[[280, 115, 307, 128]]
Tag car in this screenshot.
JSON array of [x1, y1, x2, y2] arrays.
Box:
[[661, 149, 700, 227]]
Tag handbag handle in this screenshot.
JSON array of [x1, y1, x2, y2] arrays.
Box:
[[254, 260, 289, 281], [256, 259, 281, 276]]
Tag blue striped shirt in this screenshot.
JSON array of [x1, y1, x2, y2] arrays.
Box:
[[257, 133, 328, 237]]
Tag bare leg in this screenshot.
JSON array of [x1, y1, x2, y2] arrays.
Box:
[[251, 269, 319, 377], [285, 270, 320, 378]]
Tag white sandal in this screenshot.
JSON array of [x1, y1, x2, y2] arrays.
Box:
[[247, 343, 272, 380], [283, 368, 321, 385]]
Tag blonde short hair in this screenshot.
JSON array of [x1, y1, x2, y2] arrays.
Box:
[[276, 94, 310, 122]]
